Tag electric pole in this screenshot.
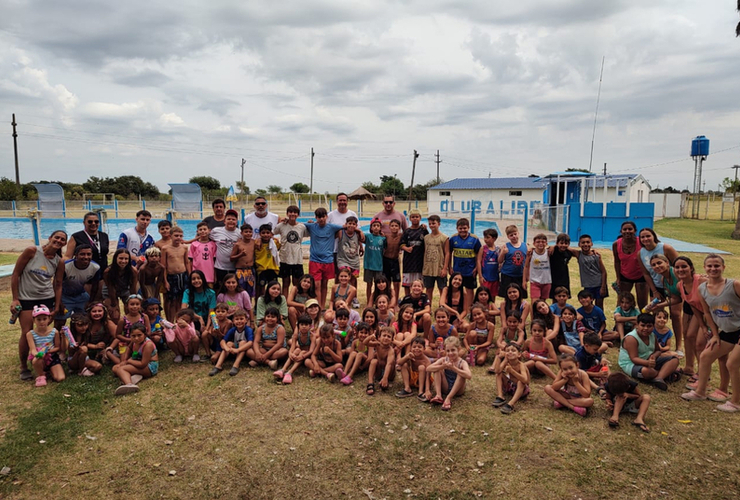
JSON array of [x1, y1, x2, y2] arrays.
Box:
[[408, 150, 419, 211], [12, 114, 20, 186], [309, 147, 315, 210], [435, 150, 441, 184], [603, 162, 607, 176], [240, 158, 245, 201], [733, 164, 740, 239]]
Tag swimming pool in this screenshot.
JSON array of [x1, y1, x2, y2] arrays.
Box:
[[1, 217, 501, 241]]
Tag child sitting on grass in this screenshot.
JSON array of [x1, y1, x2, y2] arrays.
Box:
[[544, 354, 594, 417], [202, 302, 232, 364], [250, 307, 288, 370], [306, 323, 345, 382], [614, 291, 639, 341], [463, 302, 495, 367], [487, 311, 525, 374], [521, 319, 557, 380], [365, 326, 396, 395], [491, 342, 530, 414], [169, 308, 200, 363], [274, 314, 315, 385], [112, 322, 158, 396], [341, 322, 371, 386], [426, 336, 472, 411], [209, 309, 253, 376], [396, 337, 431, 399], [576, 332, 610, 388], [67, 313, 102, 377], [603, 372, 651, 432]]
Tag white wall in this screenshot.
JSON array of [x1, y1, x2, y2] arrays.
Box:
[[585, 178, 650, 204], [649, 193, 686, 219], [427, 188, 544, 217]]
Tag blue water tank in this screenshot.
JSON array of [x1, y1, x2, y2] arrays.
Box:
[[691, 135, 710, 157]]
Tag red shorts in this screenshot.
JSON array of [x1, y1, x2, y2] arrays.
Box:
[[530, 282, 552, 301], [309, 261, 335, 282], [481, 280, 500, 298]]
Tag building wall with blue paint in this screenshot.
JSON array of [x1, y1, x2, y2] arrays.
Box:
[[428, 188, 545, 218], [566, 202, 654, 242]]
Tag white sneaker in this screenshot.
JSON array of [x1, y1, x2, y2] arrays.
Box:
[[192, 354, 201, 362], [352, 298, 361, 309], [131, 374, 143, 385], [173, 355, 183, 363], [115, 384, 139, 396]]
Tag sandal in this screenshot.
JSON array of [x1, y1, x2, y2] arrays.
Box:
[[631, 421, 650, 433], [686, 373, 699, 384], [487, 366, 497, 374], [491, 396, 506, 408], [668, 371, 682, 383], [366, 383, 375, 396], [395, 389, 415, 398], [417, 393, 429, 403], [597, 388, 608, 400], [430, 396, 444, 405], [441, 401, 451, 411], [608, 418, 619, 428]]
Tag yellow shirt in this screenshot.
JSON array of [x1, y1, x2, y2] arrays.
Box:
[[255, 238, 280, 272]]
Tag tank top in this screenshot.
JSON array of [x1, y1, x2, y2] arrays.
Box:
[[431, 324, 453, 340], [680, 274, 703, 312], [18, 247, 60, 300], [501, 242, 526, 277], [616, 237, 642, 280], [661, 268, 680, 298], [639, 242, 665, 287], [480, 246, 500, 282], [699, 279, 740, 333], [31, 328, 57, 351], [529, 249, 551, 284], [618, 331, 655, 374], [577, 252, 602, 288]]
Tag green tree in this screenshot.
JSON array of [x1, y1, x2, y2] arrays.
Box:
[[236, 181, 250, 196], [188, 176, 221, 191], [82, 176, 159, 198], [411, 178, 442, 201], [0, 177, 21, 201], [379, 175, 405, 197], [255, 188, 267, 196], [290, 182, 310, 193], [267, 185, 283, 194], [721, 177, 740, 193], [361, 181, 380, 194]]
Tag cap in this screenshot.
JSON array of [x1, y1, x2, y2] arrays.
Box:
[[225, 209, 239, 219], [32, 304, 51, 317], [305, 299, 320, 308], [143, 297, 162, 309]]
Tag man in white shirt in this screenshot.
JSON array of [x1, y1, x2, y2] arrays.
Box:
[[244, 196, 278, 239]]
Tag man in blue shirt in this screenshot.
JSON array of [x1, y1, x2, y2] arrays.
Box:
[[305, 207, 343, 310]]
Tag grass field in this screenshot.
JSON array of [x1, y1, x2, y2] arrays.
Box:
[[0, 219, 738, 499]]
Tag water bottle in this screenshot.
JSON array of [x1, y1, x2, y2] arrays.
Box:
[[641, 297, 660, 313], [210, 311, 219, 330], [9, 305, 21, 325], [468, 347, 476, 365]]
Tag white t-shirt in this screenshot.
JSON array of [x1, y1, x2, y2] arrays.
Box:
[[327, 209, 357, 253], [245, 212, 279, 238], [274, 222, 308, 265], [210, 227, 240, 271]]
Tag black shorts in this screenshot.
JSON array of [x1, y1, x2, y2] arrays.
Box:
[[619, 274, 646, 284], [258, 269, 279, 287], [719, 329, 740, 345], [214, 268, 231, 289], [166, 272, 189, 300], [461, 275, 477, 290], [499, 274, 527, 299], [20, 297, 55, 312], [382, 256, 401, 283], [279, 263, 304, 280], [683, 301, 694, 316]]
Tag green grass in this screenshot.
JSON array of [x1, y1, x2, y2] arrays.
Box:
[[0, 219, 739, 499]]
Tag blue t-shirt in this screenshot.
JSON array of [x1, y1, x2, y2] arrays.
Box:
[[550, 303, 565, 316], [183, 288, 217, 318], [653, 328, 673, 348], [305, 222, 343, 264], [577, 305, 606, 333], [364, 233, 386, 272], [575, 345, 601, 370], [449, 234, 481, 277], [223, 326, 254, 348], [501, 241, 527, 277]]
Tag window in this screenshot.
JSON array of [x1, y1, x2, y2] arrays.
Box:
[[439, 191, 451, 196], [509, 190, 522, 196]]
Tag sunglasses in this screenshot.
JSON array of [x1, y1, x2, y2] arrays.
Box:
[[86, 220, 100, 225], [255, 202, 266, 206], [383, 201, 394, 205]]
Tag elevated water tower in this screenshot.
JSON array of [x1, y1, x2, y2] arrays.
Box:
[[690, 135, 709, 219]]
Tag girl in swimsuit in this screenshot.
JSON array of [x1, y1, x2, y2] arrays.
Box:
[[424, 308, 458, 359], [473, 286, 500, 325], [648, 253, 684, 353], [426, 336, 471, 411], [369, 275, 397, 313], [375, 295, 394, 328], [274, 314, 315, 385], [287, 275, 316, 332], [522, 319, 557, 379], [532, 299, 560, 343], [342, 322, 371, 385], [439, 272, 467, 331], [107, 294, 150, 365], [501, 283, 531, 326], [330, 269, 356, 310], [306, 323, 345, 382], [112, 322, 158, 396], [251, 307, 288, 370], [544, 354, 594, 417], [463, 303, 495, 366]]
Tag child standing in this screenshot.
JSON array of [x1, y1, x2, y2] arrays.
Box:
[[154, 220, 172, 250], [575, 234, 608, 309], [604, 372, 651, 432], [446, 218, 481, 312], [210, 309, 253, 376], [422, 214, 448, 303], [305, 207, 343, 310], [210, 209, 241, 288], [336, 215, 364, 291], [26, 305, 65, 387], [363, 219, 387, 302], [548, 233, 573, 299], [544, 354, 594, 417], [254, 224, 281, 298], [400, 209, 429, 296], [138, 247, 164, 301], [112, 322, 158, 395], [427, 336, 472, 411], [524, 233, 552, 301], [476, 228, 500, 299], [382, 219, 403, 302], [497, 224, 528, 299], [189, 221, 216, 288], [396, 337, 431, 399], [230, 223, 256, 299], [275, 314, 315, 384], [162, 226, 190, 322], [274, 205, 308, 295], [491, 342, 530, 414]]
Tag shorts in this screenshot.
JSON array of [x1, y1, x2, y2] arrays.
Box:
[[214, 268, 232, 289], [279, 263, 304, 280], [631, 355, 677, 378], [683, 301, 693, 316], [338, 266, 360, 277], [19, 296, 55, 312], [257, 269, 279, 288], [423, 275, 447, 291], [58, 292, 90, 320], [530, 282, 551, 300], [166, 272, 189, 300], [619, 273, 645, 284], [409, 369, 419, 389], [585, 286, 608, 300], [309, 261, 335, 282], [148, 361, 159, 376], [480, 280, 499, 298], [374, 365, 397, 383], [382, 256, 401, 282], [364, 269, 384, 284], [402, 272, 423, 287], [235, 268, 256, 298], [28, 352, 61, 371], [503, 375, 530, 396], [499, 274, 527, 298], [719, 329, 740, 345], [461, 275, 477, 290]]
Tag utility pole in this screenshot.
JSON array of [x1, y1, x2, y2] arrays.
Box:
[[240, 158, 245, 201], [603, 162, 607, 176], [407, 150, 419, 211], [435, 150, 441, 184], [309, 147, 315, 210], [12, 114, 20, 186], [733, 164, 740, 239]]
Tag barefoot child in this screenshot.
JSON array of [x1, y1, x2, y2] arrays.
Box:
[[422, 214, 448, 303], [400, 209, 428, 296], [522, 319, 557, 379], [396, 337, 431, 399], [375, 295, 394, 327], [336, 215, 365, 292], [604, 372, 651, 432], [251, 307, 288, 369], [363, 219, 387, 304], [491, 342, 529, 414], [619, 313, 680, 390], [614, 291, 639, 341], [532, 299, 561, 343], [274, 205, 308, 295], [138, 247, 164, 301], [169, 308, 200, 363], [341, 322, 371, 385], [427, 336, 471, 410], [142, 298, 167, 349], [523, 233, 552, 300], [107, 294, 150, 365], [501, 283, 530, 326], [653, 309, 677, 355], [274, 314, 315, 384], [67, 313, 103, 376], [112, 322, 158, 395], [476, 228, 500, 299], [230, 223, 256, 298], [217, 273, 253, 320], [497, 224, 527, 299], [330, 269, 357, 311], [365, 326, 396, 395], [463, 302, 495, 366], [544, 354, 594, 417], [254, 224, 281, 298], [557, 305, 586, 355], [85, 302, 114, 367], [306, 323, 345, 382], [424, 308, 458, 359], [26, 305, 65, 387], [383, 219, 403, 303], [210, 309, 253, 376], [576, 332, 610, 388], [162, 226, 190, 322], [202, 302, 232, 363], [287, 274, 316, 332]]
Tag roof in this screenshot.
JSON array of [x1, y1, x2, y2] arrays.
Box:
[[347, 186, 376, 199], [584, 174, 648, 189], [429, 177, 546, 191]]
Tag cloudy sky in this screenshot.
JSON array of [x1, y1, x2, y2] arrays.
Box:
[[1, 0, 739, 194]]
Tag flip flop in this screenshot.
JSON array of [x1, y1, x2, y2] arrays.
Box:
[[487, 367, 497, 374], [430, 396, 444, 405], [631, 421, 650, 433], [366, 383, 375, 396], [608, 419, 619, 428], [417, 394, 429, 403], [441, 401, 451, 411]]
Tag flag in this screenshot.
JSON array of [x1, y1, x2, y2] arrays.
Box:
[[225, 185, 238, 201]]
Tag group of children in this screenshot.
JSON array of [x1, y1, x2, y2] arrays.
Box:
[[20, 209, 738, 426]]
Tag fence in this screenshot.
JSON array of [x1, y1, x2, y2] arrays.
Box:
[[679, 195, 740, 221]]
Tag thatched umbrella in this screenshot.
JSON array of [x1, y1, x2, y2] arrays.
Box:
[[347, 186, 377, 200]]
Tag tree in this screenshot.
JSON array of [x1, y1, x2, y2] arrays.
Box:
[[721, 177, 740, 194], [255, 188, 267, 196], [82, 176, 159, 198], [236, 181, 250, 196], [411, 178, 442, 201], [378, 175, 405, 197], [0, 177, 21, 201], [267, 185, 283, 194], [290, 182, 310, 193], [188, 176, 221, 191], [361, 181, 380, 194]]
